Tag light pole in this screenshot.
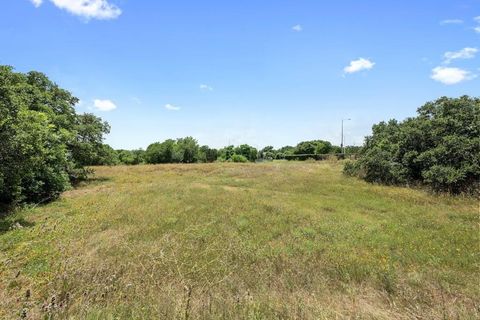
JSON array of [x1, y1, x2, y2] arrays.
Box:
[[341, 118, 351, 154]]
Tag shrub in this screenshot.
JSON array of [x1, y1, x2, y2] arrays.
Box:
[[345, 96, 480, 194], [231, 154, 248, 163], [0, 66, 110, 204]]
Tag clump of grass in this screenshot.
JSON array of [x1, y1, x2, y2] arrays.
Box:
[[0, 162, 478, 319]]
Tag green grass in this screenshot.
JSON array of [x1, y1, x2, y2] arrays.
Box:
[[0, 161, 478, 319]]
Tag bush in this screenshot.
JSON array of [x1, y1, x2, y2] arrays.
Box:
[[231, 154, 248, 163], [343, 161, 358, 177], [345, 96, 480, 194], [0, 66, 110, 204]]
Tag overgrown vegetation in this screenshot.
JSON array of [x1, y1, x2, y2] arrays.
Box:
[[1, 162, 477, 319], [0, 66, 110, 205], [1, 65, 478, 319], [345, 96, 480, 194]]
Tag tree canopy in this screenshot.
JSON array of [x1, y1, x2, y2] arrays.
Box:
[[0, 66, 110, 204], [344, 96, 480, 194]]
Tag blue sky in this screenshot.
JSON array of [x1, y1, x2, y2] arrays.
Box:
[[1, 0, 479, 149]]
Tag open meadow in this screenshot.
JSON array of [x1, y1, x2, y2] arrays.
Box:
[[0, 161, 478, 319]]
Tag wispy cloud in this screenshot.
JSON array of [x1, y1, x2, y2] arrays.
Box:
[[93, 99, 117, 111], [443, 47, 478, 64], [474, 16, 480, 33], [29, 0, 122, 20], [165, 104, 180, 111], [431, 66, 476, 85], [343, 58, 375, 74], [440, 19, 464, 25], [292, 24, 303, 32], [30, 0, 42, 7], [200, 84, 213, 91]]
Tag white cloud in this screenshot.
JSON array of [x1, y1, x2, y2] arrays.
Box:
[[165, 104, 180, 111], [440, 19, 464, 25], [431, 66, 476, 85], [30, 0, 43, 7], [343, 58, 375, 74], [29, 0, 121, 20], [200, 84, 213, 91], [475, 26, 480, 34], [93, 99, 117, 111], [443, 47, 478, 64], [292, 24, 303, 32], [475, 16, 480, 23]]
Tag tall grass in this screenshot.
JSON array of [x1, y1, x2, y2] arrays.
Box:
[[0, 162, 478, 319]]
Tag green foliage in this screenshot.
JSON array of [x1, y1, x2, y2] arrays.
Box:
[[218, 144, 257, 162], [117, 150, 135, 165], [70, 113, 111, 166], [234, 144, 258, 162], [275, 145, 295, 159], [294, 140, 336, 155], [94, 144, 119, 166], [259, 146, 275, 160], [146, 139, 175, 164], [198, 145, 218, 163], [145, 137, 200, 164], [343, 160, 358, 177], [116, 149, 145, 165], [231, 154, 248, 163], [0, 66, 110, 204], [218, 145, 235, 162], [345, 96, 480, 194], [344, 145, 362, 154], [176, 137, 199, 163]]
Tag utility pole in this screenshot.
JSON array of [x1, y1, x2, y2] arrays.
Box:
[[341, 118, 351, 154]]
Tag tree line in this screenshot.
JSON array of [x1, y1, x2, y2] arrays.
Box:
[[95, 138, 355, 166], [2, 66, 477, 206]]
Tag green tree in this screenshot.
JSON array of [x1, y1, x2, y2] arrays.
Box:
[[199, 145, 218, 163], [176, 137, 199, 163], [314, 140, 334, 154], [218, 145, 235, 162], [294, 141, 317, 155], [70, 113, 111, 166], [0, 66, 111, 204], [146, 139, 175, 164], [294, 140, 335, 155], [97, 144, 119, 165], [345, 96, 480, 194], [234, 144, 258, 162], [259, 146, 275, 160]]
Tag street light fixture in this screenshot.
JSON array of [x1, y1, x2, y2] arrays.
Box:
[[341, 118, 351, 154]]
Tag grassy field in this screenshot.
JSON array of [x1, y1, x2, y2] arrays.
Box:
[[0, 161, 478, 319]]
